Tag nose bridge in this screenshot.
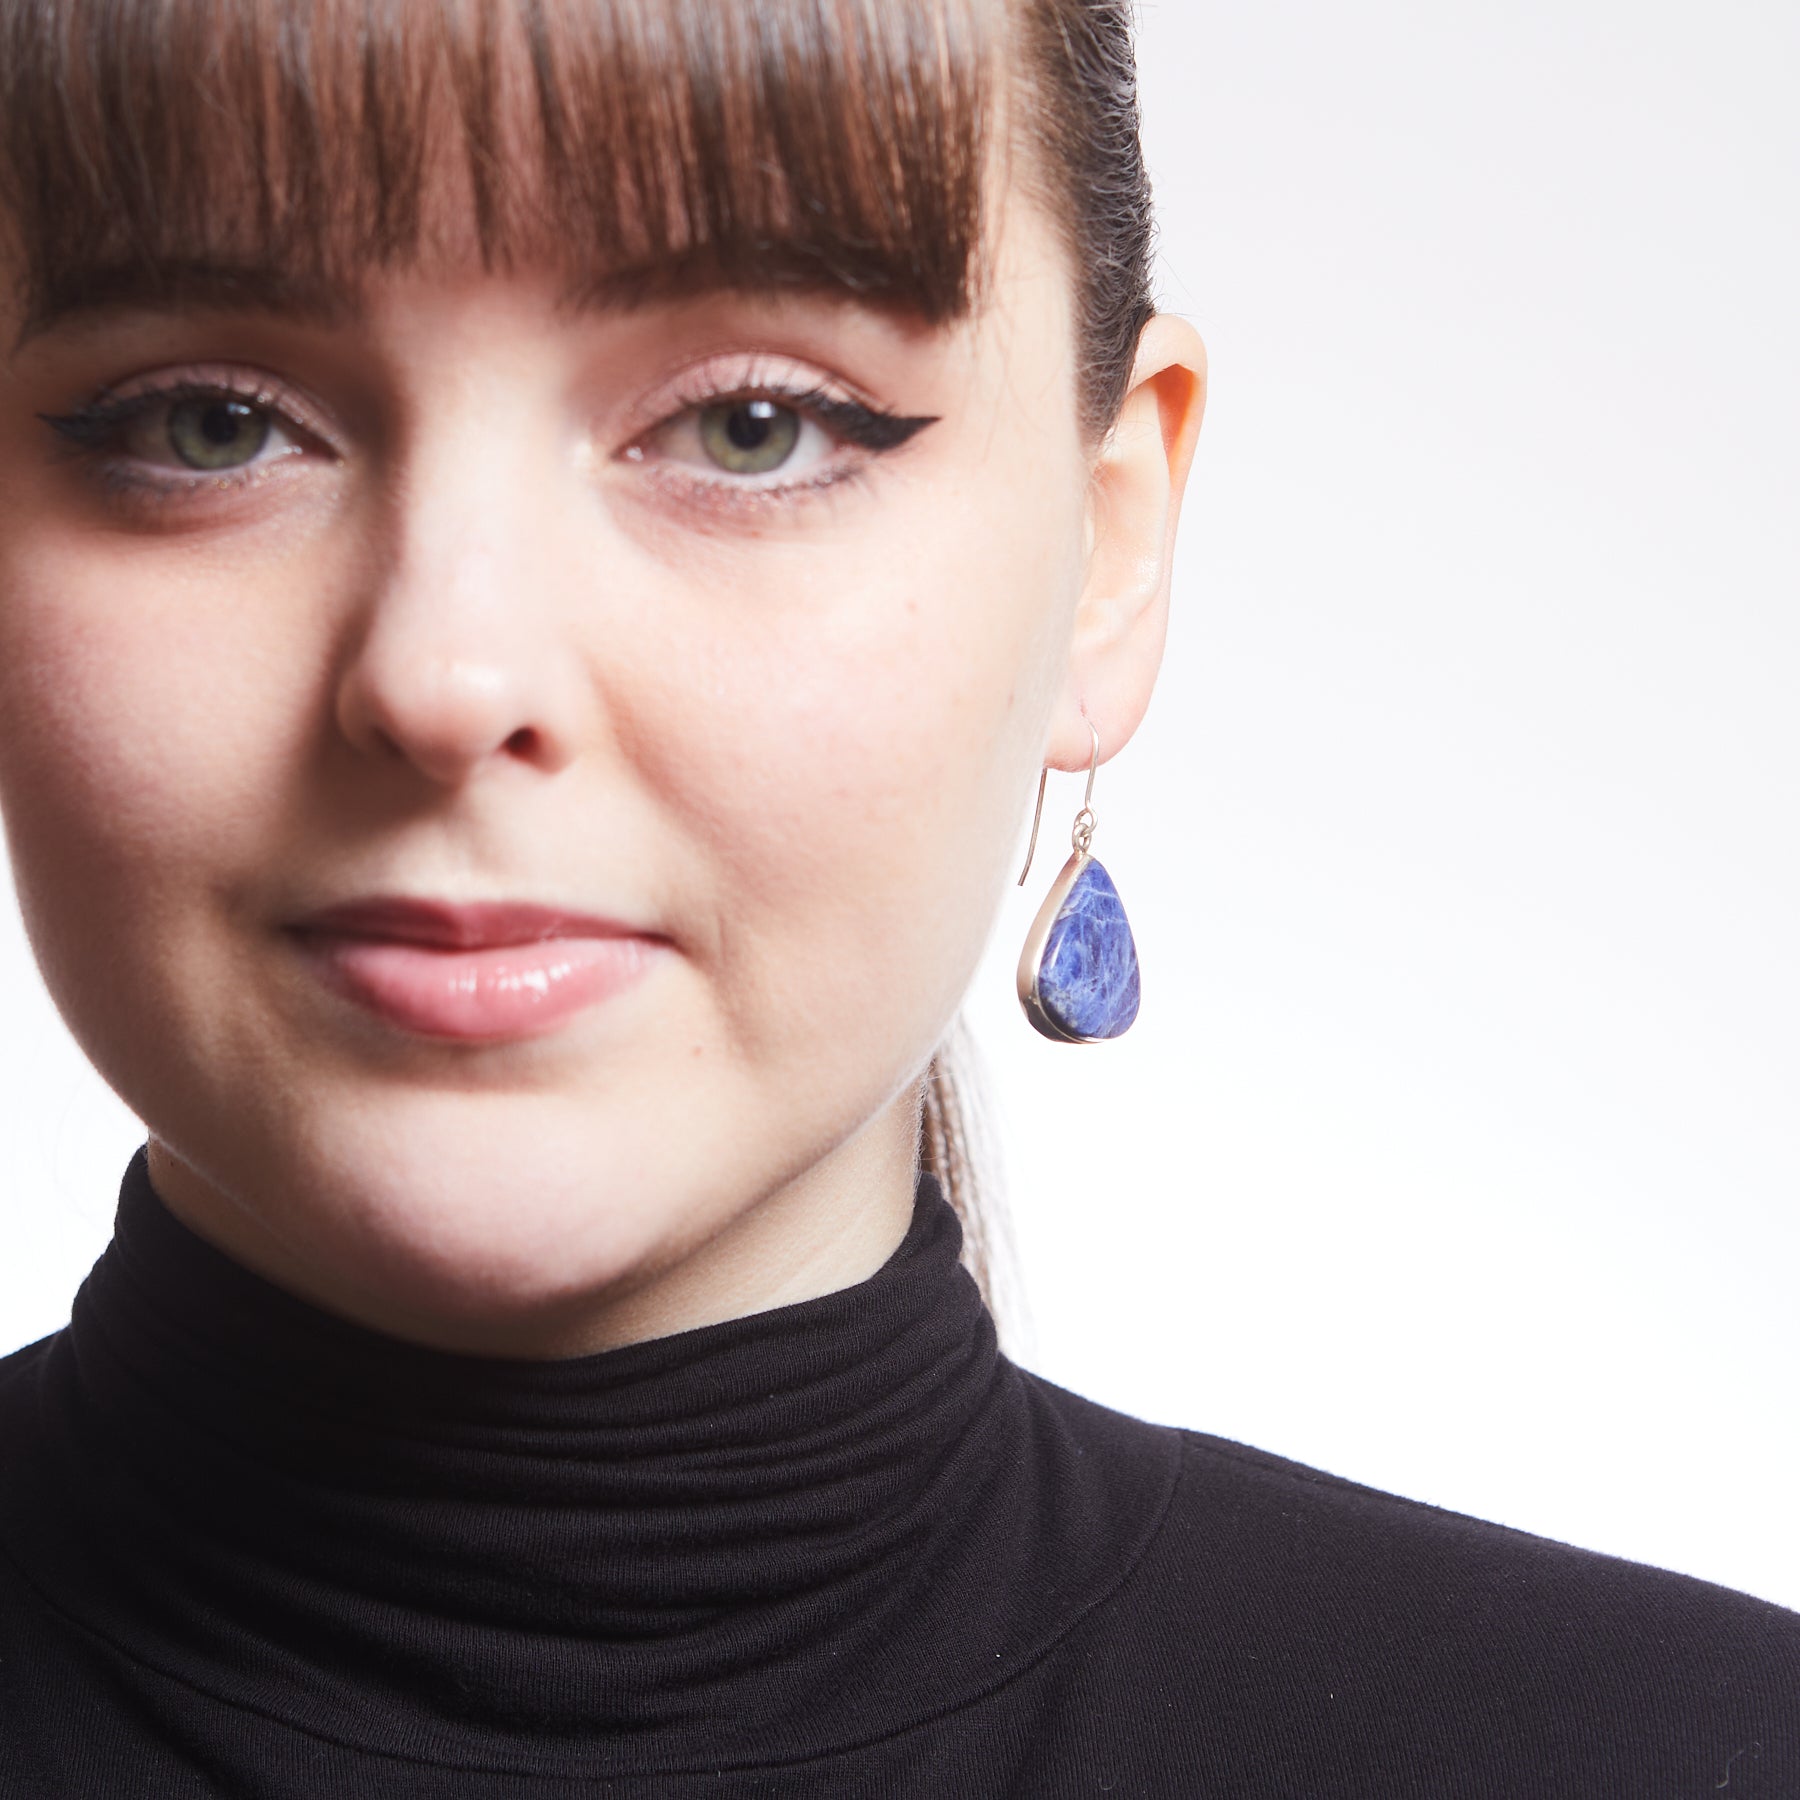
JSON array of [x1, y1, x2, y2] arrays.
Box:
[[336, 389, 579, 785]]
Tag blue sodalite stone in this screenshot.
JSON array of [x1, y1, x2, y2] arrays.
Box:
[[1038, 858, 1140, 1040]]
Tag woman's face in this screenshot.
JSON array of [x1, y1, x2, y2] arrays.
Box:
[[0, 162, 1108, 1348]]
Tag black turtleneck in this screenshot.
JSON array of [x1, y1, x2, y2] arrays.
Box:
[[1, 1151, 1795, 1796]]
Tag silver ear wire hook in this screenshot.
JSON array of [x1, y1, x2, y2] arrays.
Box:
[[1017, 773, 1048, 888], [1017, 719, 1101, 886]]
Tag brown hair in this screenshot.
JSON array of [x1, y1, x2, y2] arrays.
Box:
[[0, 0, 1157, 1299]]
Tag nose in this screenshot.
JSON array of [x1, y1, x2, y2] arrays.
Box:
[[334, 446, 585, 788]]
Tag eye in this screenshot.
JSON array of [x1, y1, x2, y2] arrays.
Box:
[[35, 376, 316, 500], [697, 398, 803, 475], [642, 391, 836, 484], [629, 378, 937, 493]]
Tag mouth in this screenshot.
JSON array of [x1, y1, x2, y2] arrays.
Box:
[[285, 898, 665, 1043]]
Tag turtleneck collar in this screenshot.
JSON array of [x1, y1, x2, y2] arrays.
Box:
[[0, 1147, 1178, 1778]]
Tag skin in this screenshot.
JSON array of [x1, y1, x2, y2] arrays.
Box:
[[0, 140, 1205, 1358]]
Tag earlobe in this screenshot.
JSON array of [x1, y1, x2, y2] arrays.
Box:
[[1044, 315, 1208, 773]]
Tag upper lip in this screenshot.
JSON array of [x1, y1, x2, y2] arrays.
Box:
[[288, 898, 645, 950]]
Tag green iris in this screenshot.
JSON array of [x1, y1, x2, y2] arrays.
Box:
[[697, 398, 801, 475], [167, 398, 271, 472]]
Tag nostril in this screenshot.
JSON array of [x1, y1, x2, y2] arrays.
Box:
[[504, 726, 541, 760]]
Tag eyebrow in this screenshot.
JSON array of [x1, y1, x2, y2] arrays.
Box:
[[9, 248, 944, 355], [10, 262, 367, 354]]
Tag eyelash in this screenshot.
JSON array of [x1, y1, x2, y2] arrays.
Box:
[[35, 370, 936, 515]]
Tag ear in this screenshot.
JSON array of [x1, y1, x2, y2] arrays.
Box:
[[1044, 315, 1207, 772]]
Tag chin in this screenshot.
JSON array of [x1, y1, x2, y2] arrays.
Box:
[[179, 1082, 749, 1336]]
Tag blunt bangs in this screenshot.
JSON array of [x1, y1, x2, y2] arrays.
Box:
[[0, 0, 992, 344]]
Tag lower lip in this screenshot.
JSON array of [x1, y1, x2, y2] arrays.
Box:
[[291, 932, 660, 1042]]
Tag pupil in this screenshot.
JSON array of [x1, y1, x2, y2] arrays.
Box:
[[202, 402, 250, 446], [726, 401, 777, 451]]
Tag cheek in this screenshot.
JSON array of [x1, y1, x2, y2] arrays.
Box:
[[627, 467, 1084, 1062], [0, 533, 303, 1003]]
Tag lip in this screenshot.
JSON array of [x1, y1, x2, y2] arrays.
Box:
[[286, 898, 664, 1042]]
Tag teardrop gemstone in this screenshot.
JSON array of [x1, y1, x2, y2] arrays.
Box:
[[1036, 858, 1141, 1041]]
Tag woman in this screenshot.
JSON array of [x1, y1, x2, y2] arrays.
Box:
[[0, 0, 1793, 1793]]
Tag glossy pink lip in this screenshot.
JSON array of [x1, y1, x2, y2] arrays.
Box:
[[287, 899, 663, 1042]]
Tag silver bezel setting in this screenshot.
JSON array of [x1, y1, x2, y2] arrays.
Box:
[[1016, 850, 1103, 1044]]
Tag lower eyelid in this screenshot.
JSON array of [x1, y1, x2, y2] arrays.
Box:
[[90, 451, 308, 508], [632, 455, 872, 510]]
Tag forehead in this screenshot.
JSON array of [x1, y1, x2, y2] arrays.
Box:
[[0, 0, 998, 355]]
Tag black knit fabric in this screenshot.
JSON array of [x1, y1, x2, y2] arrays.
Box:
[[0, 1148, 1795, 1797]]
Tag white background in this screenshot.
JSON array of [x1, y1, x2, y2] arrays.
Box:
[[3, 2, 1797, 1610]]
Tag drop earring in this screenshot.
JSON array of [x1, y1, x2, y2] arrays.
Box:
[[1015, 721, 1142, 1043]]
